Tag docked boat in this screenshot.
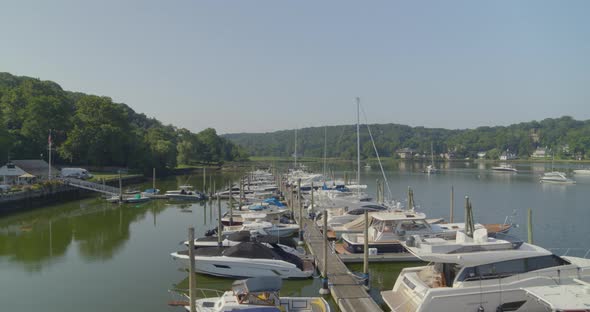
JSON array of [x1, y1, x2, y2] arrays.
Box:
[[381, 228, 590, 312], [186, 276, 331, 312], [166, 185, 207, 200], [170, 242, 314, 279], [188, 231, 299, 251], [520, 281, 590, 311], [573, 168, 590, 175], [106, 194, 152, 204], [540, 172, 576, 184], [491, 164, 518, 173], [341, 212, 511, 254], [141, 188, 160, 197], [315, 201, 390, 229], [222, 218, 299, 238]]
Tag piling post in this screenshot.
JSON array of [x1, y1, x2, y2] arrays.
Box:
[[449, 185, 455, 223], [376, 179, 380, 204], [298, 178, 304, 245], [209, 176, 213, 200], [228, 183, 233, 225], [320, 208, 330, 295], [202, 167, 206, 194], [152, 167, 156, 190], [290, 185, 294, 215], [239, 180, 243, 211], [310, 182, 314, 217], [217, 194, 222, 247], [188, 227, 196, 312], [527, 208, 533, 244], [118, 171, 122, 203], [363, 209, 370, 288]]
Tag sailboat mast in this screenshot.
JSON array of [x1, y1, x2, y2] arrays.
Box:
[[356, 97, 361, 198], [323, 126, 327, 178], [431, 142, 434, 166], [294, 128, 297, 168]]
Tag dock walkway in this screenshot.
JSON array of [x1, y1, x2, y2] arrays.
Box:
[[63, 178, 120, 196], [289, 192, 383, 312]]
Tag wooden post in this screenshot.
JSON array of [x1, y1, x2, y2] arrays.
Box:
[[118, 171, 122, 203], [319, 208, 330, 295], [209, 176, 213, 200], [527, 208, 533, 244], [239, 179, 243, 211], [188, 227, 196, 312], [228, 183, 233, 225], [363, 209, 369, 288], [217, 194, 222, 247], [310, 182, 314, 216], [152, 167, 156, 190], [202, 167, 206, 194], [298, 178, 303, 245], [376, 179, 380, 204], [449, 185, 455, 223], [290, 185, 294, 215]]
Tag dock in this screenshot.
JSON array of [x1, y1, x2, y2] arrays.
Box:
[[285, 185, 384, 312]]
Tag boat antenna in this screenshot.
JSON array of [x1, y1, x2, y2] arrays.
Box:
[[356, 97, 361, 199], [359, 103, 394, 201]]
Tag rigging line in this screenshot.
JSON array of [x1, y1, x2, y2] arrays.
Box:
[[359, 103, 394, 202]]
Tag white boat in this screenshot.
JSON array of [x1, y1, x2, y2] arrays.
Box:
[[540, 172, 576, 184], [106, 194, 152, 203], [573, 168, 590, 175], [315, 201, 390, 229], [166, 185, 207, 200], [185, 231, 303, 257], [381, 229, 590, 312], [423, 142, 437, 174], [341, 212, 512, 254], [187, 277, 331, 312], [223, 219, 299, 238], [171, 242, 314, 279], [520, 280, 590, 311], [491, 164, 518, 173]]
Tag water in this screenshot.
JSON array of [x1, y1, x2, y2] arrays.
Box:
[[1, 163, 589, 311]]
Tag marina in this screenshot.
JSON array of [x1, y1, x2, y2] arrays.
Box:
[[1, 162, 590, 312]]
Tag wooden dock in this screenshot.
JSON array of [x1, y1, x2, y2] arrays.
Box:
[[287, 193, 383, 312]]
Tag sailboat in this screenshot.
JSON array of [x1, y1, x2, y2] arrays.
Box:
[[423, 142, 438, 174]]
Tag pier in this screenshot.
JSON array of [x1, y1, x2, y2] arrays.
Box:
[[284, 183, 384, 312]]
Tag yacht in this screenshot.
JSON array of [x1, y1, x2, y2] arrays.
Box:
[[222, 217, 299, 238], [171, 242, 314, 279], [573, 168, 590, 175], [186, 276, 331, 312], [540, 172, 576, 184], [423, 142, 438, 174], [315, 202, 390, 229], [492, 164, 518, 173], [185, 231, 301, 256], [381, 229, 590, 312], [341, 212, 511, 254]]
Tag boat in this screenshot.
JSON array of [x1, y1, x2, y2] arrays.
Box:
[[142, 188, 160, 197], [540, 172, 576, 184], [423, 142, 437, 174], [105, 193, 152, 203], [188, 231, 299, 251], [380, 228, 590, 312], [520, 280, 590, 311], [186, 276, 331, 312], [341, 212, 512, 254], [491, 164, 518, 173], [166, 185, 207, 200], [573, 168, 590, 175], [222, 217, 300, 238], [170, 241, 315, 279]]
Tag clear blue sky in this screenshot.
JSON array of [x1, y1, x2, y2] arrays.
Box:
[[1, 0, 589, 133]]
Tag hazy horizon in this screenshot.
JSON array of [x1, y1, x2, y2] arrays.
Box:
[[2, 1, 589, 134]]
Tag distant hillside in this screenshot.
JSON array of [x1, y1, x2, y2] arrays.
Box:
[[0, 72, 247, 172], [225, 117, 590, 160]]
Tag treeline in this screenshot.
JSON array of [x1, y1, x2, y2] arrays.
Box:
[[225, 116, 590, 160], [0, 72, 248, 172]]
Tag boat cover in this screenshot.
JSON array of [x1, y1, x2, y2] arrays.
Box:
[[232, 276, 283, 293]]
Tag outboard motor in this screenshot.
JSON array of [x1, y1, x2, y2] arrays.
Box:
[[204, 228, 218, 237]]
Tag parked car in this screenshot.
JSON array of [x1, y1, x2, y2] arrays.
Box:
[[60, 168, 93, 179]]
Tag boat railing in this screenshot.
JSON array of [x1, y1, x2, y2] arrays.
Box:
[[547, 247, 590, 259], [169, 287, 225, 299]]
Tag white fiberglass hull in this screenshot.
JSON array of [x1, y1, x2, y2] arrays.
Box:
[[171, 253, 312, 279]]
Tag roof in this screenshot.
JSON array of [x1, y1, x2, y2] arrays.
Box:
[[371, 212, 426, 221], [11, 160, 59, 177], [0, 163, 27, 177], [232, 277, 283, 293], [523, 282, 590, 310]]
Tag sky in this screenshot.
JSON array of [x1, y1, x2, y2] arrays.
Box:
[[1, 0, 589, 134]]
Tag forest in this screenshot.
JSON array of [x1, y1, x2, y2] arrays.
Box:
[[225, 116, 590, 160], [0, 72, 248, 173]]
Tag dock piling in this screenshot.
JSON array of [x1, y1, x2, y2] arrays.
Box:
[[320, 209, 330, 295], [363, 209, 369, 288], [217, 195, 222, 247], [188, 227, 196, 312], [450, 185, 454, 223], [298, 178, 304, 245], [527, 208, 533, 244]]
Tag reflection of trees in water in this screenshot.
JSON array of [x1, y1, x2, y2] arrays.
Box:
[[0, 198, 168, 271]]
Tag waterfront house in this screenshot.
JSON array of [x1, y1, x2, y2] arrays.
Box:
[[0, 162, 29, 185], [396, 148, 414, 159], [499, 150, 517, 161], [531, 147, 547, 159], [10, 160, 59, 181]]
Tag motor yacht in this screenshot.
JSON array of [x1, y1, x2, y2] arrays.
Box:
[[166, 185, 207, 200], [491, 164, 518, 173], [171, 242, 314, 279], [540, 172, 576, 184], [381, 229, 590, 312], [186, 276, 331, 312]]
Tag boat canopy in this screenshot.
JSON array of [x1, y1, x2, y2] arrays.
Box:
[[371, 212, 426, 221], [232, 276, 283, 294]]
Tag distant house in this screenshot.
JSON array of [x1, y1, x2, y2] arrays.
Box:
[[477, 152, 487, 159], [396, 148, 415, 159], [0, 162, 29, 185], [441, 152, 456, 160], [531, 147, 547, 159], [11, 160, 59, 181], [500, 150, 517, 161]]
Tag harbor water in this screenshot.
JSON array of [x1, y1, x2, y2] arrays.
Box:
[[1, 162, 589, 311]]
